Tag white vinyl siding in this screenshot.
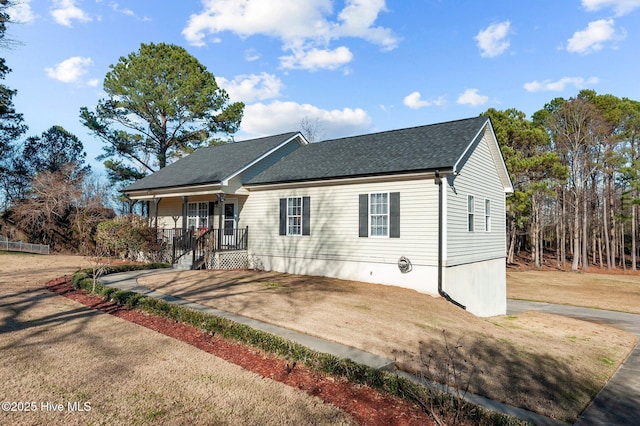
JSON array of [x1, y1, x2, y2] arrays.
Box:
[[446, 128, 507, 266], [151, 197, 183, 229], [241, 179, 438, 266]]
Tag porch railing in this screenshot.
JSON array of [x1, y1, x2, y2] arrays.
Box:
[[157, 227, 248, 266]]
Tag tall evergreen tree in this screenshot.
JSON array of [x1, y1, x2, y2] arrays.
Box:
[[80, 42, 244, 186], [0, 1, 28, 209]]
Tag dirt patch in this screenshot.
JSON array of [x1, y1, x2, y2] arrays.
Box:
[[139, 269, 638, 422]]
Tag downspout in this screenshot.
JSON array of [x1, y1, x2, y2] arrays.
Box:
[[435, 170, 466, 310]]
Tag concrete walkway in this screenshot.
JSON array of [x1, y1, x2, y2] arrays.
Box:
[[100, 269, 640, 426], [509, 300, 640, 426]]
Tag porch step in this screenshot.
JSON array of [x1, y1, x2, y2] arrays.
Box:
[[172, 255, 193, 270]]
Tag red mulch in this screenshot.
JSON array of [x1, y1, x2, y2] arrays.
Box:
[[45, 276, 433, 426]]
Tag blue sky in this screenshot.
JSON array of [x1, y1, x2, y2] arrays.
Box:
[[4, 1, 640, 170]]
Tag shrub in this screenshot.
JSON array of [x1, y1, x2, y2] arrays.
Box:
[[95, 215, 162, 261]]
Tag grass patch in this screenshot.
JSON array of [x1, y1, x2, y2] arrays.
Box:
[[262, 282, 283, 288], [0, 250, 39, 256], [72, 266, 525, 426], [599, 357, 615, 366], [508, 270, 640, 314]]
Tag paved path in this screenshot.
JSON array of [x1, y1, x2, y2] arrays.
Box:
[[509, 300, 640, 426], [101, 270, 640, 425]]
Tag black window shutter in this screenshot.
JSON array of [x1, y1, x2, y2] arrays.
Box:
[[302, 196, 311, 236], [279, 198, 287, 235], [358, 194, 368, 237], [390, 192, 400, 238]]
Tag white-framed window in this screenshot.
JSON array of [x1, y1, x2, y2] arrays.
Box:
[[187, 202, 209, 229], [467, 195, 475, 232], [369, 192, 389, 237], [484, 199, 491, 232], [287, 197, 302, 235], [279, 197, 310, 236]]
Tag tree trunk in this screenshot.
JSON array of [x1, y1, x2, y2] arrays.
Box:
[[609, 174, 616, 268], [582, 188, 589, 270], [572, 190, 580, 271], [633, 204, 637, 270], [620, 222, 627, 272], [533, 197, 541, 268], [561, 189, 567, 266], [598, 236, 603, 268], [556, 193, 561, 268], [603, 187, 611, 269], [507, 221, 516, 264]]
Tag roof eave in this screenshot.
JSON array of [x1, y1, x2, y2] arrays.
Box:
[[245, 167, 454, 189], [124, 181, 224, 199]]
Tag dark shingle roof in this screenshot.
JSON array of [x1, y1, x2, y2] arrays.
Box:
[[124, 132, 300, 192], [247, 116, 488, 185]]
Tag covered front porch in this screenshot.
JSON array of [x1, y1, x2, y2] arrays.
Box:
[[157, 226, 249, 270], [128, 188, 249, 270]]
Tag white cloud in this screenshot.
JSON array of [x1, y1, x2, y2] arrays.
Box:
[[523, 76, 600, 92], [217, 73, 284, 103], [567, 19, 621, 54], [110, 2, 134, 16], [333, 0, 398, 51], [582, 0, 640, 15], [182, 0, 398, 70], [44, 56, 93, 83], [279, 46, 353, 71], [241, 100, 371, 139], [475, 21, 511, 58], [51, 0, 92, 27], [245, 49, 260, 62], [457, 89, 488, 107], [403, 92, 446, 109], [7, 0, 35, 24]]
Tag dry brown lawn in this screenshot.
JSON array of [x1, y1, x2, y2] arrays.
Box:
[[139, 269, 638, 422], [0, 253, 354, 425], [508, 269, 640, 314]]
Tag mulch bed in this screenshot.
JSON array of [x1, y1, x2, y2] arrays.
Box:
[[46, 276, 433, 426]]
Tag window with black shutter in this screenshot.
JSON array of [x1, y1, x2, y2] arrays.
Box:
[[359, 192, 400, 238], [279, 196, 310, 236]]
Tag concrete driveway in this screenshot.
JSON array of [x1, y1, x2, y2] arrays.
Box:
[[508, 300, 640, 426]]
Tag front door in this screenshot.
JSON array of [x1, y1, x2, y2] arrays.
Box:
[[222, 200, 237, 247]]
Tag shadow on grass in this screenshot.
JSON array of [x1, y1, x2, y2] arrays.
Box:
[[399, 333, 600, 423]]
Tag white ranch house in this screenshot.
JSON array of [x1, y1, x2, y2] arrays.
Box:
[[124, 117, 513, 317]]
